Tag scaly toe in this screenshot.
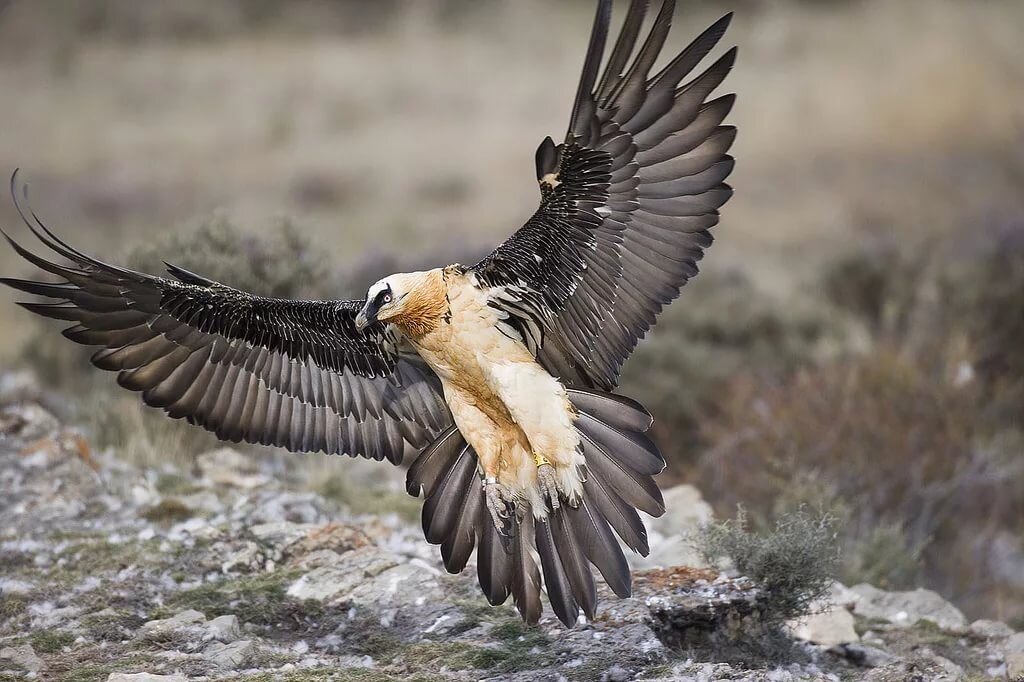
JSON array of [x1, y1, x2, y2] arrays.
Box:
[[537, 464, 561, 511], [484, 480, 514, 534]]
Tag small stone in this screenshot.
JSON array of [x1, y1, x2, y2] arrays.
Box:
[[140, 609, 205, 636], [850, 584, 966, 629], [601, 664, 630, 682], [203, 639, 257, 669], [970, 619, 1014, 639], [0, 643, 43, 674], [1005, 632, 1024, 678], [221, 541, 264, 574], [789, 606, 859, 647], [107, 675, 187, 682], [831, 643, 898, 668], [204, 614, 241, 643]]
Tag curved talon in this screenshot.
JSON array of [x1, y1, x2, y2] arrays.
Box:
[[484, 478, 515, 535], [536, 463, 560, 512]]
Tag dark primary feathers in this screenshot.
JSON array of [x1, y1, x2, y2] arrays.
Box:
[[0, 176, 451, 463], [474, 0, 736, 391]]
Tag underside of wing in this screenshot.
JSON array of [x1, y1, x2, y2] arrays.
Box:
[[1, 176, 451, 463], [474, 0, 736, 390]]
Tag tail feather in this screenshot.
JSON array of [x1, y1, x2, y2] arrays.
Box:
[[579, 430, 665, 516], [511, 509, 543, 624], [535, 518, 581, 626], [576, 411, 665, 475], [405, 424, 464, 497], [478, 519, 513, 605], [441, 469, 483, 572], [421, 442, 475, 544], [406, 387, 665, 626], [550, 511, 597, 620], [581, 471, 649, 555], [565, 388, 653, 431]]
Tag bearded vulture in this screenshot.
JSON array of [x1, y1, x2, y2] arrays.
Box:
[[2, 0, 735, 627]]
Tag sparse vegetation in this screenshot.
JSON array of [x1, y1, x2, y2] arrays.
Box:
[[28, 629, 75, 653], [696, 507, 840, 623]]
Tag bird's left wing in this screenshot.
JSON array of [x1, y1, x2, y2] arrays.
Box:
[[1, 180, 451, 463], [472, 0, 736, 391]]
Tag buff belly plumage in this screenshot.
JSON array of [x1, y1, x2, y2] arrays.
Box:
[[408, 271, 585, 516]]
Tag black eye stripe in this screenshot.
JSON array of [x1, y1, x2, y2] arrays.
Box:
[[374, 286, 392, 305]]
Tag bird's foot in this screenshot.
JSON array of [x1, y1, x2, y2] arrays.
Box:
[[536, 463, 561, 512], [483, 477, 515, 536]]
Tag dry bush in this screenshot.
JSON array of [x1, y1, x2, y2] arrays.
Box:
[[619, 270, 850, 472], [696, 348, 1023, 618]]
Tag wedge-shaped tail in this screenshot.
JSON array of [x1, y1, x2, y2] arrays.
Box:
[[407, 387, 665, 626]]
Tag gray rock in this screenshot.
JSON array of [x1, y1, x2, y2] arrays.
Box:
[[204, 614, 241, 643], [789, 607, 859, 647], [1006, 631, 1024, 678], [286, 546, 399, 602], [851, 583, 966, 629], [830, 643, 898, 668], [106, 675, 187, 682], [969, 619, 1014, 639], [0, 643, 43, 674], [788, 582, 860, 647], [139, 609, 205, 637], [202, 638, 257, 669], [220, 541, 264, 574]]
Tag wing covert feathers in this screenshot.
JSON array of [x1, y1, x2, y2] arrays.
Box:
[[473, 1, 736, 391]]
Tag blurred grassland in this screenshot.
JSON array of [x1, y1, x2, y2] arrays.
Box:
[[0, 0, 1022, 623]]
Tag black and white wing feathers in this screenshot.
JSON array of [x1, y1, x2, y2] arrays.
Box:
[[1, 178, 451, 463], [473, 0, 736, 390]]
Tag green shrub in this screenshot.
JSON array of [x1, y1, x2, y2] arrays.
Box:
[[696, 507, 839, 623]]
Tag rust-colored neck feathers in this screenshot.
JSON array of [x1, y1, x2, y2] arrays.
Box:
[[389, 268, 449, 340]]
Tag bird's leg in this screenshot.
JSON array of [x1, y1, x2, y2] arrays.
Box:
[[483, 474, 515, 536], [534, 453, 560, 512]]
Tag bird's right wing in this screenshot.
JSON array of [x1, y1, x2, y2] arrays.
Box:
[[1, 178, 451, 463]]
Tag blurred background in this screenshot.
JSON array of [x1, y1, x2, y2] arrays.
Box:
[[0, 0, 1021, 625]]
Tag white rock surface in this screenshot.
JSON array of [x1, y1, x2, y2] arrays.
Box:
[[851, 583, 966, 629], [106, 674, 187, 682]]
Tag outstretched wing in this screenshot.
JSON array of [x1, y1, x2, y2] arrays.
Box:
[[1, 178, 451, 463], [473, 0, 736, 390]]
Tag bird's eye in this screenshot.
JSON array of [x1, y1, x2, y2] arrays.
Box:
[[383, 293, 392, 303]]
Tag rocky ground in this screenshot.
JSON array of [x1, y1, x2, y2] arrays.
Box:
[[0, 381, 1022, 681]]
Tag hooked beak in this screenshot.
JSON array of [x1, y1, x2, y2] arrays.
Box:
[[355, 301, 376, 332]]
